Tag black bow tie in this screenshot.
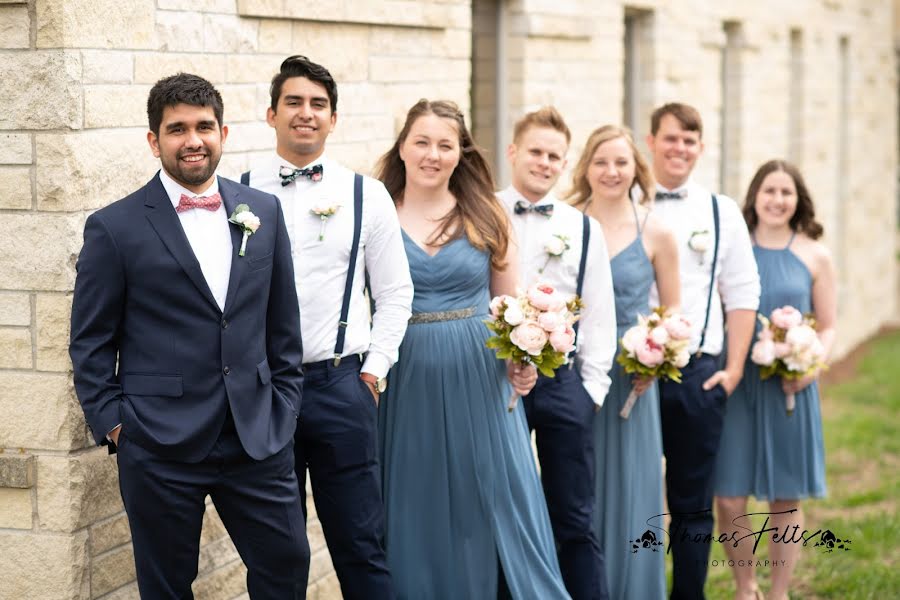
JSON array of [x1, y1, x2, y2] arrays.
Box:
[[654, 189, 687, 201], [514, 200, 553, 217], [280, 164, 324, 186]]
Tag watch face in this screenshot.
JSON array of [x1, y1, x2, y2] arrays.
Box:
[[376, 378, 387, 393]]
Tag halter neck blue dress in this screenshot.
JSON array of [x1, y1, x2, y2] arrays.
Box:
[[713, 235, 827, 500], [593, 205, 666, 599], [378, 232, 570, 599]]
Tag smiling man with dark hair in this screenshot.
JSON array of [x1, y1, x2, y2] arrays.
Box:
[[70, 72, 310, 599]]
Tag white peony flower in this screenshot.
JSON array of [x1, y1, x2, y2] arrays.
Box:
[[504, 302, 525, 326]]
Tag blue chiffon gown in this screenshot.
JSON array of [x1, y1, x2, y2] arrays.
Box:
[[378, 232, 570, 600], [713, 236, 827, 501], [593, 208, 666, 599]]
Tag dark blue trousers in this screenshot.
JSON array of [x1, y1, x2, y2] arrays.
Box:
[[294, 358, 393, 600], [117, 425, 310, 599], [658, 354, 728, 600], [523, 367, 609, 600]]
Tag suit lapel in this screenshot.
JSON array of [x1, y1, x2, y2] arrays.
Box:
[[220, 177, 247, 315], [143, 174, 222, 314]]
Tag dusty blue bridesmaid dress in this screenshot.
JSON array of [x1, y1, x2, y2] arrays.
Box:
[[378, 232, 570, 599], [593, 206, 666, 599], [714, 234, 826, 500]]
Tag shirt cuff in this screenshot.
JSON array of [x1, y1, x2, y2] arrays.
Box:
[[361, 353, 391, 380], [582, 378, 611, 409], [106, 423, 121, 443]]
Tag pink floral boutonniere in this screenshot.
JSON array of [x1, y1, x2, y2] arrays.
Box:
[[228, 204, 261, 256], [310, 201, 341, 241]]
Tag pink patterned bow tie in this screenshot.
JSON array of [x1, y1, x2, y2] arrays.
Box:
[[176, 192, 222, 213]]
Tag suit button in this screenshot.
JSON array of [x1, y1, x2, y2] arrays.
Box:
[[222, 319, 228, 329], [223, 366, 231, 375]]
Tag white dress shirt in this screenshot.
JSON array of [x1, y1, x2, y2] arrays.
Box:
[[648, 178, 760, 355], [159, 169, 232, 311], [244, 154, 413, 378], [498, 186, 617, 408]]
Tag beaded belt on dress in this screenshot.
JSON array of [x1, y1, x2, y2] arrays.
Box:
[[408, 306, 477, 324]]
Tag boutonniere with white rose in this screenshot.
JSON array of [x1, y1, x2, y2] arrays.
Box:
[[539, 233, 570, 274], [228, 204, 261, 257], [687, 229, 711, 265], [310, 201, 342, 241]]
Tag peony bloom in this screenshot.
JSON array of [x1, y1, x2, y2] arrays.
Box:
[[527, 284, 567, 312], [234, 211, 261, 232], [621, 325, 649, 354], [663, 315, 692, 341], [785, 324, 818, 349], [549, 325, 576, 353], [750, 339, 777, 366], [635, 343, 665, 367], [503, 301, 525, 326], [672, 349, 691, 368], [538, 310, 565, 332], [650, 326, 670, 346], [509, 320, 549, 355], [773, 342, 791, 359], [771, 306, 803, 330], [489, 295, 507, 320]]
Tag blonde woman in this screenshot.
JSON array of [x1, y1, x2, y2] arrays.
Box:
[[569, 125, 680, 600]]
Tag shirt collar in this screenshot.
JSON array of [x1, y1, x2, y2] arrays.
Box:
[[655, 177, 693, 196], [159, 168, 219, 209]]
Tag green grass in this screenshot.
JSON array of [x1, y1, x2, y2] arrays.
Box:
[[672, 329, 900, 599]]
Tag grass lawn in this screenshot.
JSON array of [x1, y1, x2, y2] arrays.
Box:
[[669, 328, 900, 599]]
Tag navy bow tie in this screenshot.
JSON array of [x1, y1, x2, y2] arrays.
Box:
[[514, 200, 553, 217], [654, 189, 688, 201], [280, 164, 323, 186]]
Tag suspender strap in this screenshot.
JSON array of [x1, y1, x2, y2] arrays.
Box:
[[333, 173, 364, 366], [572, 214, 590, 349], [697, 194, 720, 356], [240, 171, 250, 186]]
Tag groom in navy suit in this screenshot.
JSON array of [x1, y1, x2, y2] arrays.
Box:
[[69, 73, 310, 598]]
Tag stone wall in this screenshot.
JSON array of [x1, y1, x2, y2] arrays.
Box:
[[0, 1, 896, 598]]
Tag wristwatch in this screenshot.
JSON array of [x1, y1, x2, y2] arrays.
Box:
[[360, 372, 387, 394]]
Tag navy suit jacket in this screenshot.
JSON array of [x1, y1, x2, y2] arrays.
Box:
[[69, 174, 304, 462]]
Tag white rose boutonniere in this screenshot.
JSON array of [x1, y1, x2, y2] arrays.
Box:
[[539, 233, 570, 274], [687, 229, 711, 265], [310, 201, 342, 241], [228, 204, 261, 257]]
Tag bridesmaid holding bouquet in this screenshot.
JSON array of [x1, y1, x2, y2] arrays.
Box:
[[714, 160, 837, 600], [569, 125, 680, 600]]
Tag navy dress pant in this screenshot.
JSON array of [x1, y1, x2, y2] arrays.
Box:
[[523, 367, 609, 600], [294, 358, 393, 600], [658, 353, 728, 600], [117, 423, 309, 599]]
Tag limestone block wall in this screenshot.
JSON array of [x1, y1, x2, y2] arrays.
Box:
[[0, 1, 896, 599]]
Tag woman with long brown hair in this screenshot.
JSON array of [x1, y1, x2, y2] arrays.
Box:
[[375, 99, 569, 599], [714, 160, 835, 600], [569, 124, 680, 600]]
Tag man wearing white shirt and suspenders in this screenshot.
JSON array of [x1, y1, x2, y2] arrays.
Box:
[[241, 56, 412, 600], [498, 107, 618, 600], [646, 103, 761, 600]]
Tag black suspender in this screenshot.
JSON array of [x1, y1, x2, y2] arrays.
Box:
[[333, 173, 364, 366], [240, 171, 250, 186], [697, 194, 720, 356], [569, 215, 590, 370]]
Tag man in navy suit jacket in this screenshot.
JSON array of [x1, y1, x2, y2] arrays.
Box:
[[69, 73, 310, 599]]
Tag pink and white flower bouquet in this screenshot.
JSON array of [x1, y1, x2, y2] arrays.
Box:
[[616, 307, 692, 419], [749, 305, 826, 415], [485, 284, 583, 411]]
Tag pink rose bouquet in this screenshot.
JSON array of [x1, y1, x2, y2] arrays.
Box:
[[486, 284, 582, 411], [616, 307, 692, 419], [750, 305, 826, 415]]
